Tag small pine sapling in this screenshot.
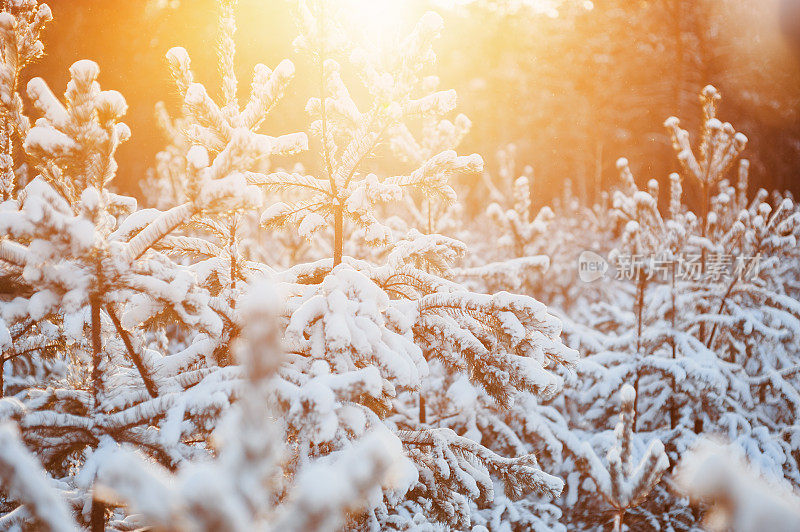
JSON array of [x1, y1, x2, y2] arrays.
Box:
[[260, 0, 482, 266], [0, 0, 51, 200], [576, 385, 669, 531], [160, 0, 307, 294]]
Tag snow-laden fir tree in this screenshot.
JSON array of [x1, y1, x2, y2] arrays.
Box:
[[463, 146, 618, 310], [381, 40, 473, 239], [453, 85, 800, 531], [574, 384, 669, 531], [0, 1, 311, 527], [260, 0, 482, 265], [0, 0, 51, 201], [342, 66, 477, 268], [158, 0, 307, 295], [0, 56, 251, 530], [252, 1, 580, 528], [552, 86, 800, 529], [486, 170, 553, 261], [451, 166, 555, 296]]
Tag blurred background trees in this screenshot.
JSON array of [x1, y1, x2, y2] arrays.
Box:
[[31, 0, 800, 208]]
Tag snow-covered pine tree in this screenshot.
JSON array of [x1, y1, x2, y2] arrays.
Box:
[[574, 384, 669, 531], [341, 52, 477, 268], [268, 255, 578, 529], [0, 0, 51, 201], [141, 101, 325, 270], [91, 281, 409, 532], [156, 0, 307, 296], [0, 59, 222, 529], [383, 63, 472, 238], [249, 2, 581, 528], [260, 0, 482, 266], [659, 88, 800, 485], [0, 1, 54, 394], [0, 3, 302, 525], [462, 147, 617, 311], [486, 170, 553, 262], [555, 86, 800, 529]]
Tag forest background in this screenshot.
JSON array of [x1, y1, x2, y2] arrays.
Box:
[[31, 0, 800, 211]]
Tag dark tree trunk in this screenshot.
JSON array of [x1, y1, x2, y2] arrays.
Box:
[[90, 298, 106, 532], [91, 299, 102, 403], [633, 271, 646, 433], [333, 206, 343, 267], [670, 263, 678, 430], [90, 498, 105, 532], [107, 306, 158, 398]]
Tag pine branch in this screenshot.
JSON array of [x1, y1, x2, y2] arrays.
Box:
[[106, 305, 159, 399], [125, 202, 198, 261]]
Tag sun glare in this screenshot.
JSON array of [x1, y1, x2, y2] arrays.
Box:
[[346, 0, 411, 35]]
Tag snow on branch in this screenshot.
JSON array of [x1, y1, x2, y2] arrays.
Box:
[[676, 438, 800, 532], [0, 422, 78, 531]]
